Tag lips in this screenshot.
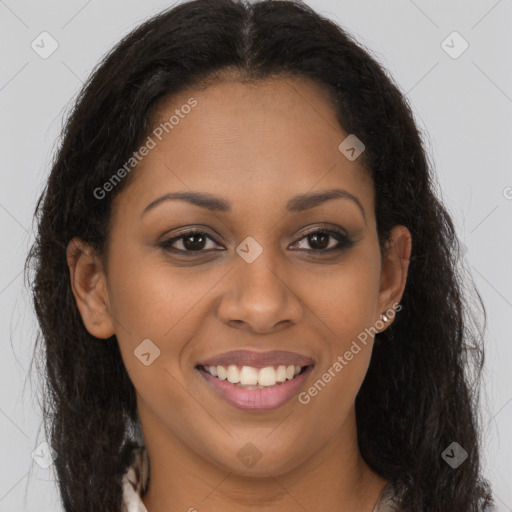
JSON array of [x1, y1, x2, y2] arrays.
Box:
[[197, 364, 315, 411], [195, 349, 315, 411], [196, 349, 315, 369]]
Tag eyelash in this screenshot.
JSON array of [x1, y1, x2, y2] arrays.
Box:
[[158, 227, 355, 256]]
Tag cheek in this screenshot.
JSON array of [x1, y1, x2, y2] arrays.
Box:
[[300, 251, 381, 341], [300, 283, 377, 428], [302, 351, 370, 435], [297, 250, 380, 407], [106, 248, 220, 340], [106, 250, 236, 409], [109, 265, 204, 419]]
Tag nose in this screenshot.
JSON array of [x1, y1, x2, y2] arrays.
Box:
[[216, 250, 304, 335]]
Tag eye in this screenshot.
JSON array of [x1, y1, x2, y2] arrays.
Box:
[[158, 227, 355, 256], [158, 229, 223, 254], [289, 228, 354, 252]]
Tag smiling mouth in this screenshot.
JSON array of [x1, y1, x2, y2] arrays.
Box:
[[196, 363, 312, 389], [195, 362, 315, 411]]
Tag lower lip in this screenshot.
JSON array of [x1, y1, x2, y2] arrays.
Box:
[[197, 365, 314, 412]]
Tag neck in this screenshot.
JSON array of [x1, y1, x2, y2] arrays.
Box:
[[140, 404, 388, 512]]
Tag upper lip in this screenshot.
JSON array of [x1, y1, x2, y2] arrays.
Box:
[[197, 349, 315, 369]]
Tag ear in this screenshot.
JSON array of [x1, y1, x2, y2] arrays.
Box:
[[66, 237, 115, 339], [376, 225, 412, 330]]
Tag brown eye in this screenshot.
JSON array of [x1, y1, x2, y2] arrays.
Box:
[[179, 232, 208, 251], [159, 230, 223, 254], [159, 227, 355, 257], [290, 229, 354, 252]]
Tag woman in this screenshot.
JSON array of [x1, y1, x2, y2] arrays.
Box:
[[25, 0, 495, 510]]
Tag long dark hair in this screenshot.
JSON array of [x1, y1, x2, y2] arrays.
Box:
[[24, 0, 494, 510]]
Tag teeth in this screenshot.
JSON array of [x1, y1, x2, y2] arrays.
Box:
[[258, 366, 277, 386], [204, 364, 304, 387], [227, 364, 240, 384], [217, 366, 227, 380], [276, 365, 287, 382], [239, 366, 258, 385]]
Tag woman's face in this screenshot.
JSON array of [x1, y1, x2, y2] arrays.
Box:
[[69, 75, 411, 478]]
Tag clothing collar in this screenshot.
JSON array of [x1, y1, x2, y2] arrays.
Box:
[[121, 446, 149, 512]]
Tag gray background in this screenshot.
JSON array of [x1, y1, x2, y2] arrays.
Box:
[[1, 0, 511, 510]]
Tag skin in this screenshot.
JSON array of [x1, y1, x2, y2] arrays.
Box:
[[67, 74, 411, 512]]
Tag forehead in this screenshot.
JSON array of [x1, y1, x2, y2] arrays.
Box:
[[114, 75, 374, 220]]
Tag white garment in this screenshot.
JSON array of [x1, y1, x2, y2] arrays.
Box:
[[121, 446, 149, 512]]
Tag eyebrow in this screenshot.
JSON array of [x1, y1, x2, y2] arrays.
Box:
[[140, 188, 366, 222]]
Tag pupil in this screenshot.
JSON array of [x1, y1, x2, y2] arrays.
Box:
[[184, 233, 206, 251], [310, 232, 329, 250]]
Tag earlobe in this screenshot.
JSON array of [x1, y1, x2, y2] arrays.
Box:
[[66, 237, 115, 339], [377, 225, 412, 330]]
